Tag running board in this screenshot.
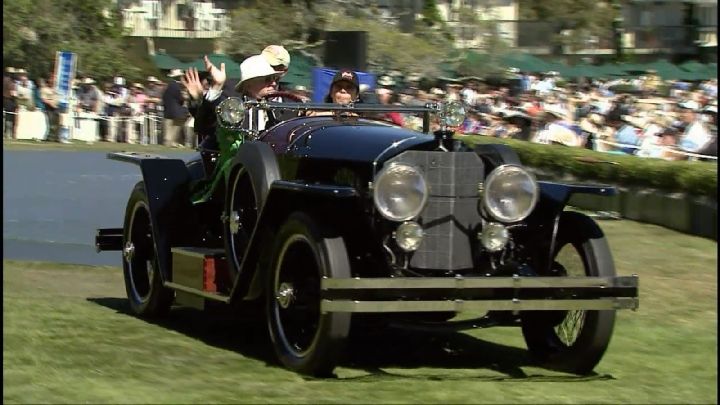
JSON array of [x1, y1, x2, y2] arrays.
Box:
[[164, 282, 230, 303], [170, 247, 232, 309]]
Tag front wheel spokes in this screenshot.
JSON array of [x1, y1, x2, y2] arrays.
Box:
[[556, 310, 587, 346]]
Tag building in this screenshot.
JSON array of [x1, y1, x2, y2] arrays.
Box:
[[119, 0, 231, 60]]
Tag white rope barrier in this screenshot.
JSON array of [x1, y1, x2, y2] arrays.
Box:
[[593, 138, 718, 160], [3, 109, 171, 145]]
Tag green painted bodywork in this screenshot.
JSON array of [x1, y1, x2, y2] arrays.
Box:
[[190, 126, 247, 204]]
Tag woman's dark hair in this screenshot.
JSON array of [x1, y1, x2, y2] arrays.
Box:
[[324, 82, 362, 103]]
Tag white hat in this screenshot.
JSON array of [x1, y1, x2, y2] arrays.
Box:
[[431, 87, 445, 96], [359, 83, 370, 92], [261, 45, 290, 68], [236, 54, 277, 91], [5, 67, 16, 74], [82, 77, 96, 85], [113, 76, 125, 86], [543, 105, 568, 119], [16, 68, 27, 74], [678, 100, 700, 111], [167, 68, 183, 78], [547, 124, 580, 146], [621, 114, 647, 128], [146, 76, 160, 83], [407, 73, 421, 82], [378, 75, 395, 86], [294, 85, 307, 92]]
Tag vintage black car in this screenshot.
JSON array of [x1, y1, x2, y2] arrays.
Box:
[[96, 96, 639, 377]]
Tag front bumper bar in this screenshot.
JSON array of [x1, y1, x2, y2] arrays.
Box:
[[320, 275, 639, 313]]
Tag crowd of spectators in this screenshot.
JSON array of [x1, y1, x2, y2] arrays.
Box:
[[367, 71, 718, 161], [3, 66, 198, 147], [3, 63, 717, 161]]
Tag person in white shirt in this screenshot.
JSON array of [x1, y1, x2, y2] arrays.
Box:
[[677, 101, 711, 153]]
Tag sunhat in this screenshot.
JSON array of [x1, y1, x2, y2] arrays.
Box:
[[378, 75, 395, 87], [235, 54, 278, 91], [167, 69, 184, 78], [261, 45, 290, 69]]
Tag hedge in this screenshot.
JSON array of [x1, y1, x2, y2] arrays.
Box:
[[461, 135, 717, 198]]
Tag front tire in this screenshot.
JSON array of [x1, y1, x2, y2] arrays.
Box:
[[521, 211, 617, 374], [265, 212, 351, 377], [122, 182, 174, 317]]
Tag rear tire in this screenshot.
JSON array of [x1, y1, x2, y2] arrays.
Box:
[[521, 211, 616, 374], [122, 182, 174, 317], [224, 171, 259, 279], [265, 212, 351, 377]]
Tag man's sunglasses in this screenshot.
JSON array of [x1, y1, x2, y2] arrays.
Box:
[[265, 75, 281, 84]]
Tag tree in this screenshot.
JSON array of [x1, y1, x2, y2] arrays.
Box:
[[518, 0, 618, 55], [222, 0, 457, 77], [421, 0, 443, 27], [452, 5, 512, 78], [222, 0, 324, 58], [3, 0, 140, 82]]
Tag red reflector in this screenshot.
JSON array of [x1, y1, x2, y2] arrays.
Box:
[[203, 256, 229, 293]]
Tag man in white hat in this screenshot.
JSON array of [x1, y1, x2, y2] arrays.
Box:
[[182, 54, 285, 150], [162, 68, 189, 147], [145, 76, 164, 142], [77, 77, 99, 113]]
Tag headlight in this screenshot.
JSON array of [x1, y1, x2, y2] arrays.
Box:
[[216, 97, 245, 127], [373, 163, 429, 221], [394, 221, 424, 252], [440, 102, 466, 127], [482, 165, 539, 223]]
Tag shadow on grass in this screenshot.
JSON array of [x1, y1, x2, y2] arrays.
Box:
[[87, 297, 614, 382], [87, 297, 275, 366]]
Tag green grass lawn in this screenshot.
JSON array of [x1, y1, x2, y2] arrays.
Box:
[[3, 219, 717, 404]]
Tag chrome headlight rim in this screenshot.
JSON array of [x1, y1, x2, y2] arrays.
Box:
[[482, 164, 539, 223], [440, 101, 466, 127], [216, 97, 246, 127], [373, 162, 429, 222]]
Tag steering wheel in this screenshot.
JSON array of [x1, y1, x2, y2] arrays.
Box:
[[262, 91, 306, 103]]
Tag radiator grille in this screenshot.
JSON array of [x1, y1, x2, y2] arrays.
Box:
[[384, 151, 484, 271]]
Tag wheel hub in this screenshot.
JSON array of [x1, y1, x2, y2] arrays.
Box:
[[123, 241, 135, 262], [229, 210, 242, 234], [276, 282, 295, 309]]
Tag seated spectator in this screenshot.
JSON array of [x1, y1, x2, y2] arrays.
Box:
[[677, 100, 712, 153], [533, 106, 581, 147], [613, 115, 643, 154], [376, 88, 404, 126]]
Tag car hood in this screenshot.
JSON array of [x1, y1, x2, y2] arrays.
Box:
[[288, 120, 437, 164]]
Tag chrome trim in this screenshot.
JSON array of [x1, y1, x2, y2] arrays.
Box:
[[321, 275, 638, 289], [320, 297, 639, 313]]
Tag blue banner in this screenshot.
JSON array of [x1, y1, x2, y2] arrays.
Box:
[[54, 51, 77, 110]]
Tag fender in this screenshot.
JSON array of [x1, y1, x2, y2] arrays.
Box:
[[225, 141, 280, 209], [526, 181, 616, 274], [229, 180, 363, 302], [474, 143, 522, 175], [107, 152, 194, 282]]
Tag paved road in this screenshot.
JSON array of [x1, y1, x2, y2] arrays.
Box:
[[3, 149, 194, 266]]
